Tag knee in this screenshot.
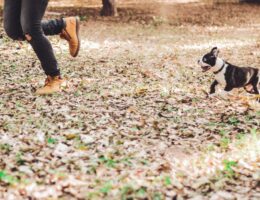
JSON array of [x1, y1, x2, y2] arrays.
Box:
[[21, 21, 43, 41], [4, 23, 23, 40]]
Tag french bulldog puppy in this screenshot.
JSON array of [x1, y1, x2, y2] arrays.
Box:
[[198, 47, 259, 100]]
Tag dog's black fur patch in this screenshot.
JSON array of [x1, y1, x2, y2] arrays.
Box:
[[224, 64, 259, 91]]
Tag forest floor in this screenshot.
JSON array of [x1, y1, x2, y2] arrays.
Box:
[[0, 2, 260, 200]]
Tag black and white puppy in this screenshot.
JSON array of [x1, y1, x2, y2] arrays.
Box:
[[198, 47, 259, 99]]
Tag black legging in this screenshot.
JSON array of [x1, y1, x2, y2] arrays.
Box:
[[3, 0, 65, 77]]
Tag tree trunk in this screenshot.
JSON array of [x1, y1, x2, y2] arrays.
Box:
[[101, 0, 118, 17]]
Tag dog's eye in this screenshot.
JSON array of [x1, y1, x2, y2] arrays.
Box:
[[203, 58, 207, 62]]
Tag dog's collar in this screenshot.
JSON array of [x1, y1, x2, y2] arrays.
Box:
[[213, 62, 225, 75]]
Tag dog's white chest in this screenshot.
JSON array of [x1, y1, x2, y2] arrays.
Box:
[[214, 66, 227, 85], [215, 73, 226, 85]]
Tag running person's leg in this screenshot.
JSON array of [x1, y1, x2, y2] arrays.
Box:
[[21, 0, 60, 77], [3, 0, 24, 40], [4, 0, 64, 39], [42, 17, 81, 57], [4, 0, 79, 58], [3, 0, 80, 94], [20, 0, 67, 95], [42, 19, 66, 36]]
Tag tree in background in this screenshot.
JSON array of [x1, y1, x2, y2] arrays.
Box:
[[101, 0, 118, 16]]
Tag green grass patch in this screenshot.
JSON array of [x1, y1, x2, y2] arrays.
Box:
[[47, 137, 57, 144], [0, 143, 12, 153], [99, 181, 113, 195], [222, 160, 238, 178], [16, 152, 25, 166], [228, 117, 239, 126], [164, 176, 172, 186], [220, 137, 230, 150], [0, 171, 18, 185], [98, 156, 117, 168]]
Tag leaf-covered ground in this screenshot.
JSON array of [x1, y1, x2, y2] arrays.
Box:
[[0, 3, 260, 200]]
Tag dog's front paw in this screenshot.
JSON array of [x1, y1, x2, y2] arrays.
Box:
[[219, 91, 233, 100], [208, 93, 217, 99]]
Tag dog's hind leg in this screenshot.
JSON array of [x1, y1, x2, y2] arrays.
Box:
[[244, 84, 255, 94], [253, 85, 259, 95]]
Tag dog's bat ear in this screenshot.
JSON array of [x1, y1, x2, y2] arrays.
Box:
[[211, 47, 219, 57]]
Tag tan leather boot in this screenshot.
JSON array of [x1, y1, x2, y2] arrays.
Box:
[[36, 76, 66, 95], [60, 17, 80, 57]]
